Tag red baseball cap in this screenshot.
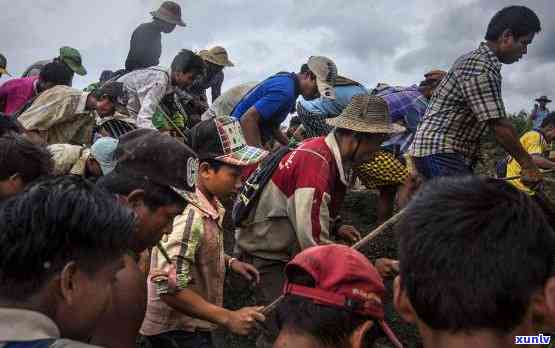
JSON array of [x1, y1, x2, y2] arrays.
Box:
[[283, 244, 403, 348]]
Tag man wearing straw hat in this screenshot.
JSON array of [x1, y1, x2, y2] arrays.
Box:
[[531, 95, 552, 130], [125, 1, 186, 72], [235, 95, 404, 345], [191, 46, 234, 102]]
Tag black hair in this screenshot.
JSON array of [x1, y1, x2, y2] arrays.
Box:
[[0, 176, 134, 301], [200, 158, 225, 173], [0, 114, 21, 136], [96, 171, 186, 210], [171, 49, 205, 76], [540, 113, 555, 129], [485, 6, 541, 41], [299, 63, 316, 80], [0, 134, 53, 183], [275, 267, 378, 348], [397, 176, 555, 333], [39, 61, 73, 86]]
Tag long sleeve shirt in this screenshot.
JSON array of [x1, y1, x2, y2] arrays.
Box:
[[117, 67, 175, 129], [125, 22, 162, 71], [236, 132, 347, 261]]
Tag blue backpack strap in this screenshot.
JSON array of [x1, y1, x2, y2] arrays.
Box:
[[3, 339, 56, 348]]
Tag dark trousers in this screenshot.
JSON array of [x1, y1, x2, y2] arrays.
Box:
[[241, 254, 287, 348], [137, 331, 214, 348], [413, 153, 472, 180]]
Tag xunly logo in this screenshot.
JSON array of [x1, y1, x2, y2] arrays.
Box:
[[515, 334, 551, 345]]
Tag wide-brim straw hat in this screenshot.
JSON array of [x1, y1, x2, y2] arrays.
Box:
[[536, 95, 552, 103], [326, 94, 405, 134], [151, 1, 186, 27], [199, 46, 234, 67]]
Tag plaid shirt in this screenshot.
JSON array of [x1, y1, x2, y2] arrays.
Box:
[[409, 43, 506, 164]]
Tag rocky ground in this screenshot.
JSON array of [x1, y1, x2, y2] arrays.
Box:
[[215, 138, 555, 348]]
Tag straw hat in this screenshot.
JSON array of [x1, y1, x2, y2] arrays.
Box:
[[326, 94, 405, 134], [199, 46, 234, 67]]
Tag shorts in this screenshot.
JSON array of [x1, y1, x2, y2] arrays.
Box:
[[354, 150, 408, 190]]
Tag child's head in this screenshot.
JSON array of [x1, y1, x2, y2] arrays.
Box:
[[274, 245, 402, 348], [189, 117, 268, 200], [394, 176, 555, 344], [0, 134, 53, 200], [97, 129, 195, 252], [540, 113, 555, 142], [0, 175, 134, 341]]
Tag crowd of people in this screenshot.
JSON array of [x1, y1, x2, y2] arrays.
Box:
[[1, 3, 555, 348]]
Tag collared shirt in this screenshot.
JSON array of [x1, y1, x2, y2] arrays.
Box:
[[0, 307, 100, 347], [297, 83, 368, 137], [125, 22, 162, 71], [117, 66, 175, 129], [18, 86, 94, 145], [141, 189, 227, 335], [377, 85, 428, 153], [0, 76, 39, 114], [236, 132, 346, 261], [409, 43, 506, 164]]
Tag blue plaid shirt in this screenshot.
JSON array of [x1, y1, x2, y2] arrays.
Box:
[[375, 85, 428, 153]]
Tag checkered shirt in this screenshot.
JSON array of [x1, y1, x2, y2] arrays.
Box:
[[409, 43, 506, 164], [296, 101, 334, 138]]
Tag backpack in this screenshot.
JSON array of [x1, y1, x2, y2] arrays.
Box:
[[232, 146, 291, 226]]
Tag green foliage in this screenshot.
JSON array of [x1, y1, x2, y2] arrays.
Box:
[[509, 109, 531, 136]]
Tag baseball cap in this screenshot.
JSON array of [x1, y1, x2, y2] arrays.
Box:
[[307, 56, 337, 100], [0, 54, 11, 76], [115, 129, 199, 204], [283, 245, 403, 348], [59, 46, 87, 76], [95, 81, 129, 115], [90, 137, 118, 175], [189, 116, 268, 166]]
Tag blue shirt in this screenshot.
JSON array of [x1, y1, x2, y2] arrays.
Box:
[[532, 109, 550, 130], [296, 84, 368, 138], [298, 84, 368, 116], [231, 73, 299, 137]]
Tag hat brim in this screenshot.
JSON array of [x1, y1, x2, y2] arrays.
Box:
[[214, 145, 268, 166], [326, 115, 406, 134], [317, 79, 335, 100], [150, 11, 187, 27], [203, 55, 234, 67], [63, 58, 87, 76], [536, 98, 552, 103]]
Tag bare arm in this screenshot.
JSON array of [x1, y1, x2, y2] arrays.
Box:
[[162, 289, 231, 327], [161, 289, 264, 335], [490, 118, 537, 170], [272, 125, 289, 146], [240, 106, 263, 147], [532, 154, 555, 170]]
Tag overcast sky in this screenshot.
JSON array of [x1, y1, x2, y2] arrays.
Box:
[[1, 0, 553, 114]]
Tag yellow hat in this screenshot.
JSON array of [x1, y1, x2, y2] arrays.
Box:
[[199, 46, 234, 67]]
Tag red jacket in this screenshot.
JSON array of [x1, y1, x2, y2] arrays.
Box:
[[236, 133, 348, 261]]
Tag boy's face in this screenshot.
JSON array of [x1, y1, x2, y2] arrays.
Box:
[[134, 202, 183, 252], [543, 126, 555, 143], [200, 162, 243, 201], [172, 71, 195, 89], [499, 32, 535, 64], [56, 258, 124, 341]]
